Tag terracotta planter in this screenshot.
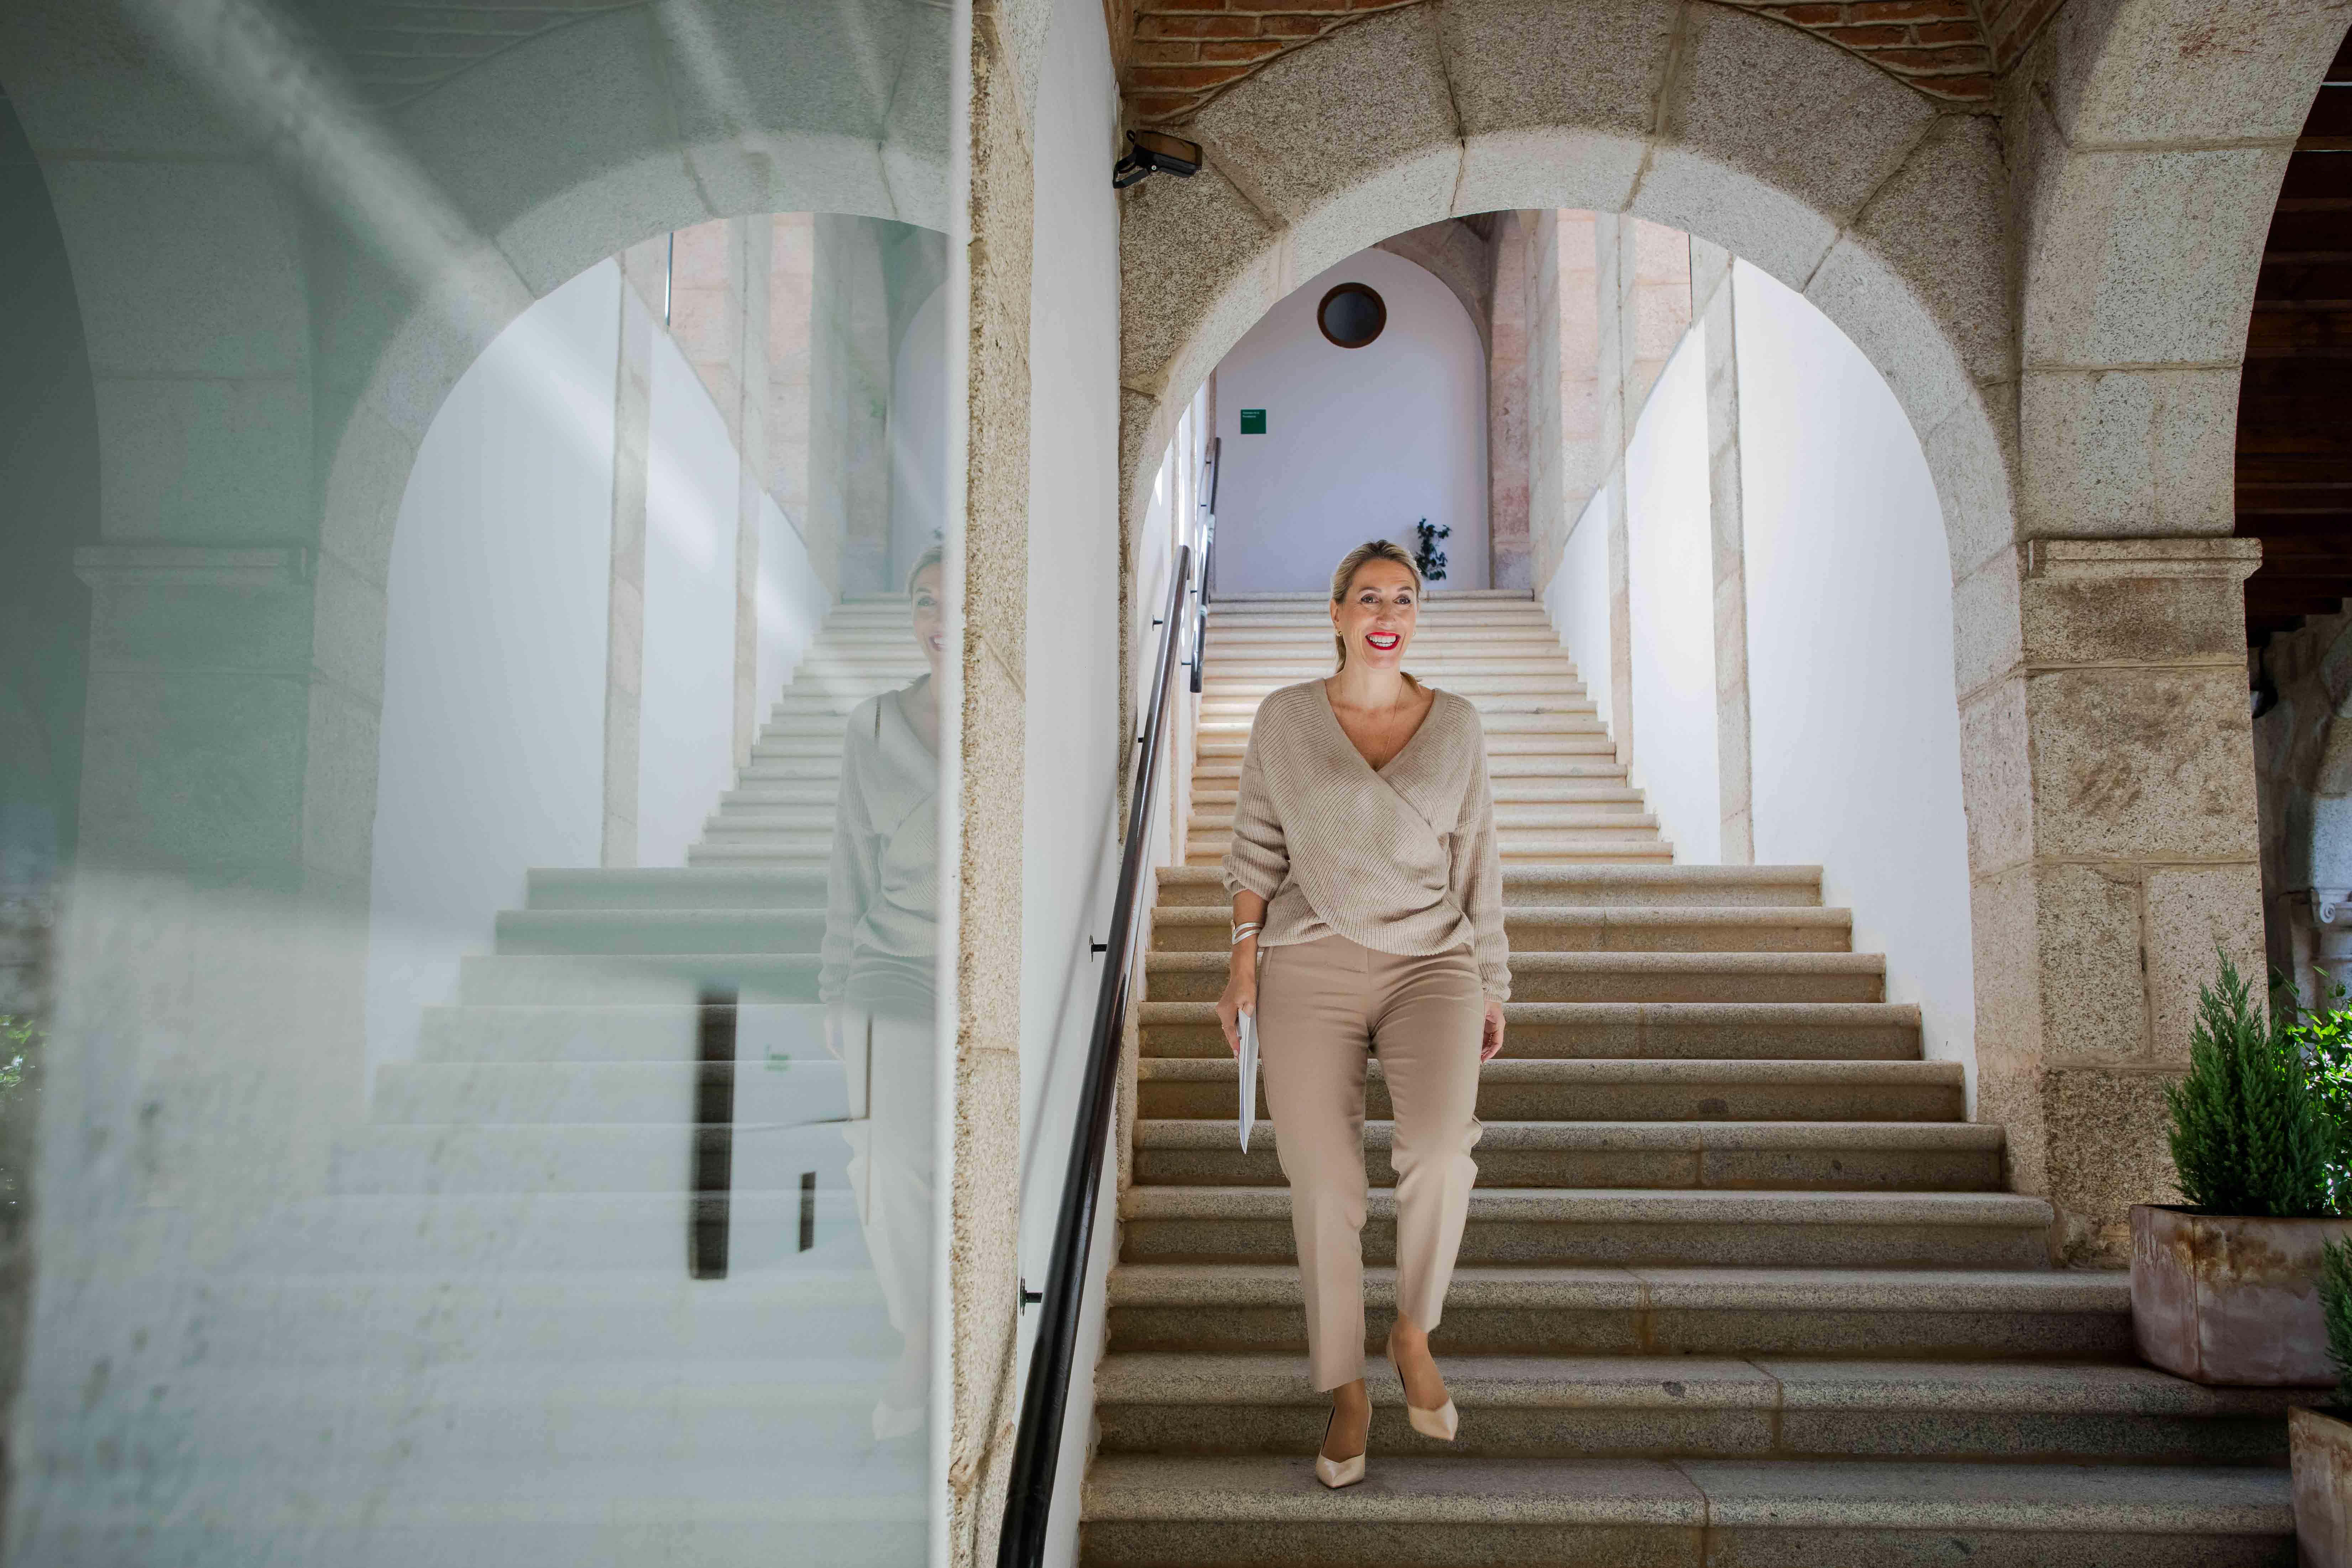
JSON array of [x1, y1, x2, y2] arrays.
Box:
[[2293, 1406, 2352, 1568], [2131, 1204, 2352, 1385]]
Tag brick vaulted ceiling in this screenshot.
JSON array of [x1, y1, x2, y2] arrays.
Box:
[[2236, 32, 2352, 646], [1115, 0, 2066, 124]]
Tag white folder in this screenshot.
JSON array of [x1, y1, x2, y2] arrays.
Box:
[[1238, 1008, 1259, 1151]]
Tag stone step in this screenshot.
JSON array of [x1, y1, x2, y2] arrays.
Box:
[[371, 1057, 849, 1125], [1202, 651, 1574, 670], [1204, 617, 1554, 635], [1187, 752, 1625, 780], [1188, 782, 1646, 809], [1103, 1264, 2133, 1361], [1193, 732, 1616, 758], [1089, 1353, 2295, 1465], [524, 867, 825, 911], [1186, 840, 1676, 868], [1135, 1002, 1922, 1061], [1144, 952, 1885, 1005], [1133, 1058, 1962, 1123], [1130, 1118, 2003, 1190], [1077, 1457, 2291, 1567], [1185, 818, 1665, 841], [1151, 904, 1850, 955], [455, 952, 818, 1005], [1116, 1188, 2056, 1269], [1150, 865, 1821, 909], [1182, 835, 1673, 867], [419, 1002, 827, 1063], [1198, 684, 1588, 709], [493, 909, 821, 956], [1195, 711, 1610, 739]]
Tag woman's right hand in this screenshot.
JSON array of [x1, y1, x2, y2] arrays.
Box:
[[1215, 945, 1258, 1057]]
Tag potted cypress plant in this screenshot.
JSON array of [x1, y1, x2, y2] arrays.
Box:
[[2132, 957, 2352, 1385], [2293, 1240, 2352, 1563]]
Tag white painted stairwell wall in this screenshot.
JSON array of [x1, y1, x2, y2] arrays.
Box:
[[1538, 261, 1976, 1106], [1551, 480, 1613, 739], [1211, 246, 1489, 593], [1623, 328, 1720, 865], [1731, 260, 1976, 1105]]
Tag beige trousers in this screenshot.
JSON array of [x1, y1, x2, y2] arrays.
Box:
[[1256, 934, 1485, 1391]]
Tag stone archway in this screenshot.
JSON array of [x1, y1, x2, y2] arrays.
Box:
[[1114, 0, 2336, 1260]]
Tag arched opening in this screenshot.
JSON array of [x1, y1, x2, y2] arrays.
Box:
[[1170, 202, 1977, 1096]]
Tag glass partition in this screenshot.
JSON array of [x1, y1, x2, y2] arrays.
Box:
[[0, 2, 954, 1561]]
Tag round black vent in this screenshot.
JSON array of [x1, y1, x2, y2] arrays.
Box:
[[1316, 282, 1386, 349]]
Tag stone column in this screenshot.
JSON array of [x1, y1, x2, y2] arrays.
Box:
[[948, 0, 1035, 1557], [1486, 213, 1531, 592], [1694, 240, 1753, 864], [1594, 216, 1638, 766], [1960, 538, 2263, 1263]]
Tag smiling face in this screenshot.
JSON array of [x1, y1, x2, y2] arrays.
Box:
[[1331, 556, 1419, 673], [910, 562, 946, 679]]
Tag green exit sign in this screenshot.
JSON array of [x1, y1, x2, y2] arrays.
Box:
[[1239, 408, 1267, 435]]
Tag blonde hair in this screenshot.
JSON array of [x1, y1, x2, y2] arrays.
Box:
[[1328, 539, 1423, 674], [906, 543, 945, 598]]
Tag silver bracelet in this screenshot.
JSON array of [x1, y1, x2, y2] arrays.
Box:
[[1230, 921, 1262, 946]]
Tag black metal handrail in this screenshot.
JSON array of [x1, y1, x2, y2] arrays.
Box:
[[996, 543, 1195, 1568], [1189, 438, 1218, 695]]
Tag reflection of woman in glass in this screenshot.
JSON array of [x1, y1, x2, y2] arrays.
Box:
[[821, 545, 943, 1441]]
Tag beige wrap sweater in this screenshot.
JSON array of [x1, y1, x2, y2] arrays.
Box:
[[1221, 680, 1511, 1002]]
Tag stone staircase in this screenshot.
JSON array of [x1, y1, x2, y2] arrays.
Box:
[[1079, 592, 2296, 1566], [140, 596, 936, 1564]]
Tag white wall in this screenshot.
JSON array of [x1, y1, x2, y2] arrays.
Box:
[[1213, 247, 1488, 593], [1622, 329, 1719, 864], [362, 262, 620, 1080], [1014, 0, 1124, 1560], [1546, 480, 1613, 736], [638, 311, 746, 868], [1734, 260, 1977, 1100]]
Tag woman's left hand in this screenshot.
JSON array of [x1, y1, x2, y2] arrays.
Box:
[[1480, 999, 1506, 1062]]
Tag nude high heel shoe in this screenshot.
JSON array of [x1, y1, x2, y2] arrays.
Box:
[[1388, 1332, 1459, 1443], [1314, 1408, 1366, 1489]]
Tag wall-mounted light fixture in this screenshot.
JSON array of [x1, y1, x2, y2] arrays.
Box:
[[1113, 129, 1203, 189]]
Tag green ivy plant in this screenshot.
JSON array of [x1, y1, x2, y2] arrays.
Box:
[[2166, 957, 2335, 1217]]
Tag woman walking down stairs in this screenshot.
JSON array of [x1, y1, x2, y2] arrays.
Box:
[[1077, 591, 2297, 1567]]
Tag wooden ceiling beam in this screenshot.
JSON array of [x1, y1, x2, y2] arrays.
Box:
[[2233, 514, 2352, 538]]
